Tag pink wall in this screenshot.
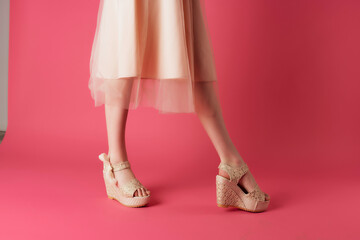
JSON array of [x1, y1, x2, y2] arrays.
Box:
[[5, 0, 360, 172], [1, 0, 359, 239]]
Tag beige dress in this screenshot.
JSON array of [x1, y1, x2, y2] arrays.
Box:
[[88, 0, 218, 114]]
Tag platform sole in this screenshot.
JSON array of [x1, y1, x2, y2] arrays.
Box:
[[216, 175, 269, 212]]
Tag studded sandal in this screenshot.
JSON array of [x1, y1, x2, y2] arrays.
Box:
[[216, 162, 270, 212], [98, 153, 150, 207]]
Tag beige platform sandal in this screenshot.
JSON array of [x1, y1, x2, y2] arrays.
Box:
[[216, 162, 270, 212], [98, 153, 150, 207]]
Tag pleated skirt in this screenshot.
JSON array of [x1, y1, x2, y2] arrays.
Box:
[[88, 0, 219, 114]]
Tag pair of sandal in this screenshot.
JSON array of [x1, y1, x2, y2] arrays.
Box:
[[98, 153, 270, 212]]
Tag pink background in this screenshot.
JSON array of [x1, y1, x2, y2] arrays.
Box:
[[1, 0, 359, 239]]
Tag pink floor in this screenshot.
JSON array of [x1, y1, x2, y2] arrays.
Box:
[[1, 112, 359, 239], [2, 0, 360, 239]]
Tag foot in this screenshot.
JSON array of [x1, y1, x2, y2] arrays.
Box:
[[109, 154, 150, 197], [218, 159, 270, 201]]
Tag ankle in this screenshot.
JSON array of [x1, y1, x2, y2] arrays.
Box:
[[107, 152, 128, 164], [219, 154, 245, 167]]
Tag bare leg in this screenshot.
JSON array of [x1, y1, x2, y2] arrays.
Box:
[[104, 79, 150, 197], [194, 82, 269, 200]]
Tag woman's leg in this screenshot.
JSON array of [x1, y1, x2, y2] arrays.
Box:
[[104, 79, 150, 197], [194, 82, 269, 200]]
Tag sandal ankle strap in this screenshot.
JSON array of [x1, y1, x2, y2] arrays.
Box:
[[111, 161, 131, 172], [218, 162, 249, 183], [98, 153, 131, 172]]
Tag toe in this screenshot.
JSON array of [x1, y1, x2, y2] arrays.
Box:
[[143, 188, 149, 196], [137, 189, 142, 197], [265, 193, 270, 201]]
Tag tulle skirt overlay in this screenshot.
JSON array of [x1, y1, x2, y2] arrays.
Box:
[[88, 0, 219, 113]]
